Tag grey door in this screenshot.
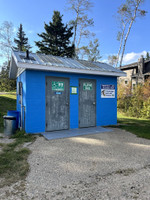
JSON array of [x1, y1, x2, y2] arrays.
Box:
[[46, 77, 69, 131], [79, 79, 96, 128]]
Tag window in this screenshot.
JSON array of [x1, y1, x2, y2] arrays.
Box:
[[132, 84, 136, 88], [125, 80, 128, 85]]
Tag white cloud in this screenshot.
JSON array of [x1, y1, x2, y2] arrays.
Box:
[[101, 50, 150, 66], [122, 51, 148, 64], [101, 59, 108, 63]]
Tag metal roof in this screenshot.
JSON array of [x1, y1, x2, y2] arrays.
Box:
[[120, 59, 150, 70], [10, 50, 126, 79]]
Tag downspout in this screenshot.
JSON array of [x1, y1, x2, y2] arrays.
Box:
[[19, 82, 23, 130], [20, 82, 23, 130], [20, 50, 29, 131]]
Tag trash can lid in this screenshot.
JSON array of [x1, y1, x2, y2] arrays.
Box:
[[3, 115, 16, 120]]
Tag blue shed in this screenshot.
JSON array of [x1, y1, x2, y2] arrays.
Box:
[[10, 50, 125, 134]]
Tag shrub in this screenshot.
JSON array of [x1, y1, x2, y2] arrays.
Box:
[[117, 78, 150, 119]]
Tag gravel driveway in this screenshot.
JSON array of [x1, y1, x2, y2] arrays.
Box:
[[1, 128, 150, 199]]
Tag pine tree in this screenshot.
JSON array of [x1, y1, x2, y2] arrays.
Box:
[[35, 11, 75, 58], [14, 24, 31, 51], [146, 52, 150, 60]]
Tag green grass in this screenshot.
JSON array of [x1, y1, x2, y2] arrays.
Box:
[[117, 112, 150, 139], [0, 92, 36, 187], [0, 93, 16, 132], [0, 130, 35, 187]]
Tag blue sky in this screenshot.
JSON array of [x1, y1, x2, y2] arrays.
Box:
[[0, 0, 150, 66]]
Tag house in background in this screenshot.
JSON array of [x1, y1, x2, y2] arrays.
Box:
[[119, 56, 150, 88]]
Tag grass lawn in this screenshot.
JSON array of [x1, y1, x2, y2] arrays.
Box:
[[0, 92, 16, 133], [0, 130, 35, 187], [117, 112, 150, 139], [0, 92, 35, 187]]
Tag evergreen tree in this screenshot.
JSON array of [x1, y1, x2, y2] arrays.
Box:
[[146, 52, 150, 60], [14, 24, 31, 51], [0, 62, 16, 91], [35, 11, 75, 58]]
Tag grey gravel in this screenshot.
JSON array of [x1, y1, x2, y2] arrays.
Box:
[[0, 128, 150, 199], [0, 135, 14, 144], [22, 142, 32, 148]]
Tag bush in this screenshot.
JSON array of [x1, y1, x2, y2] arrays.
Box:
[[118, 78, 150, 119], [0, 62, 16, 92], [141, 98, 150, 118]]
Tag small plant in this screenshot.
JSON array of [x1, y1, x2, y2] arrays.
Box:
[[12, 130, 35, 143]]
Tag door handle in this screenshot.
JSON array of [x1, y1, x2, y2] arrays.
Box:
[[93, 102, 96, 105], [66, 102, 69, 106]]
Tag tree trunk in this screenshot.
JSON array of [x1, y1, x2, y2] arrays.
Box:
[[72, 5, 80, 46], [116, 22, 128, 67], [120, 0, 141, 66], [76, 26, 83, 50], [73, 19, 77, 46]]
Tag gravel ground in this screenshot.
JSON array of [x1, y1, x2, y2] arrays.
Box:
[[1, 128, 150, 199], [0, 133, 15, 152]]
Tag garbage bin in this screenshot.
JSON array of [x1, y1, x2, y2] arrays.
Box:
[[3, 115, 16, 136], [7, 110, 20, 129]]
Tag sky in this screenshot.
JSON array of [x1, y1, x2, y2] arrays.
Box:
[[0, 0, 150, 66]]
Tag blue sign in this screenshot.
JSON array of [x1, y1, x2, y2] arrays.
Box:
[[101, 85, 115, 89], [55, 92, 62, 95]]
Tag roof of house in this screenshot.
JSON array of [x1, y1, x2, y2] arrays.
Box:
[[120, 62, 138, 70], [9, 50, 126, 79], [120, 59, 150, 71]]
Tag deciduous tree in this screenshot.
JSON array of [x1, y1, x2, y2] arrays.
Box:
[[108, 55, 118, 67], [116, 0, 146, 67], [87, 39, 101, 62], [67, 0, 94, 56], [80, 38, 101, 61], [0, 21, 14, 62], [0, 21, 16, 91]]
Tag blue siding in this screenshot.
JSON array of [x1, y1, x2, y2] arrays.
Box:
[[17, 69, 117, 133]]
